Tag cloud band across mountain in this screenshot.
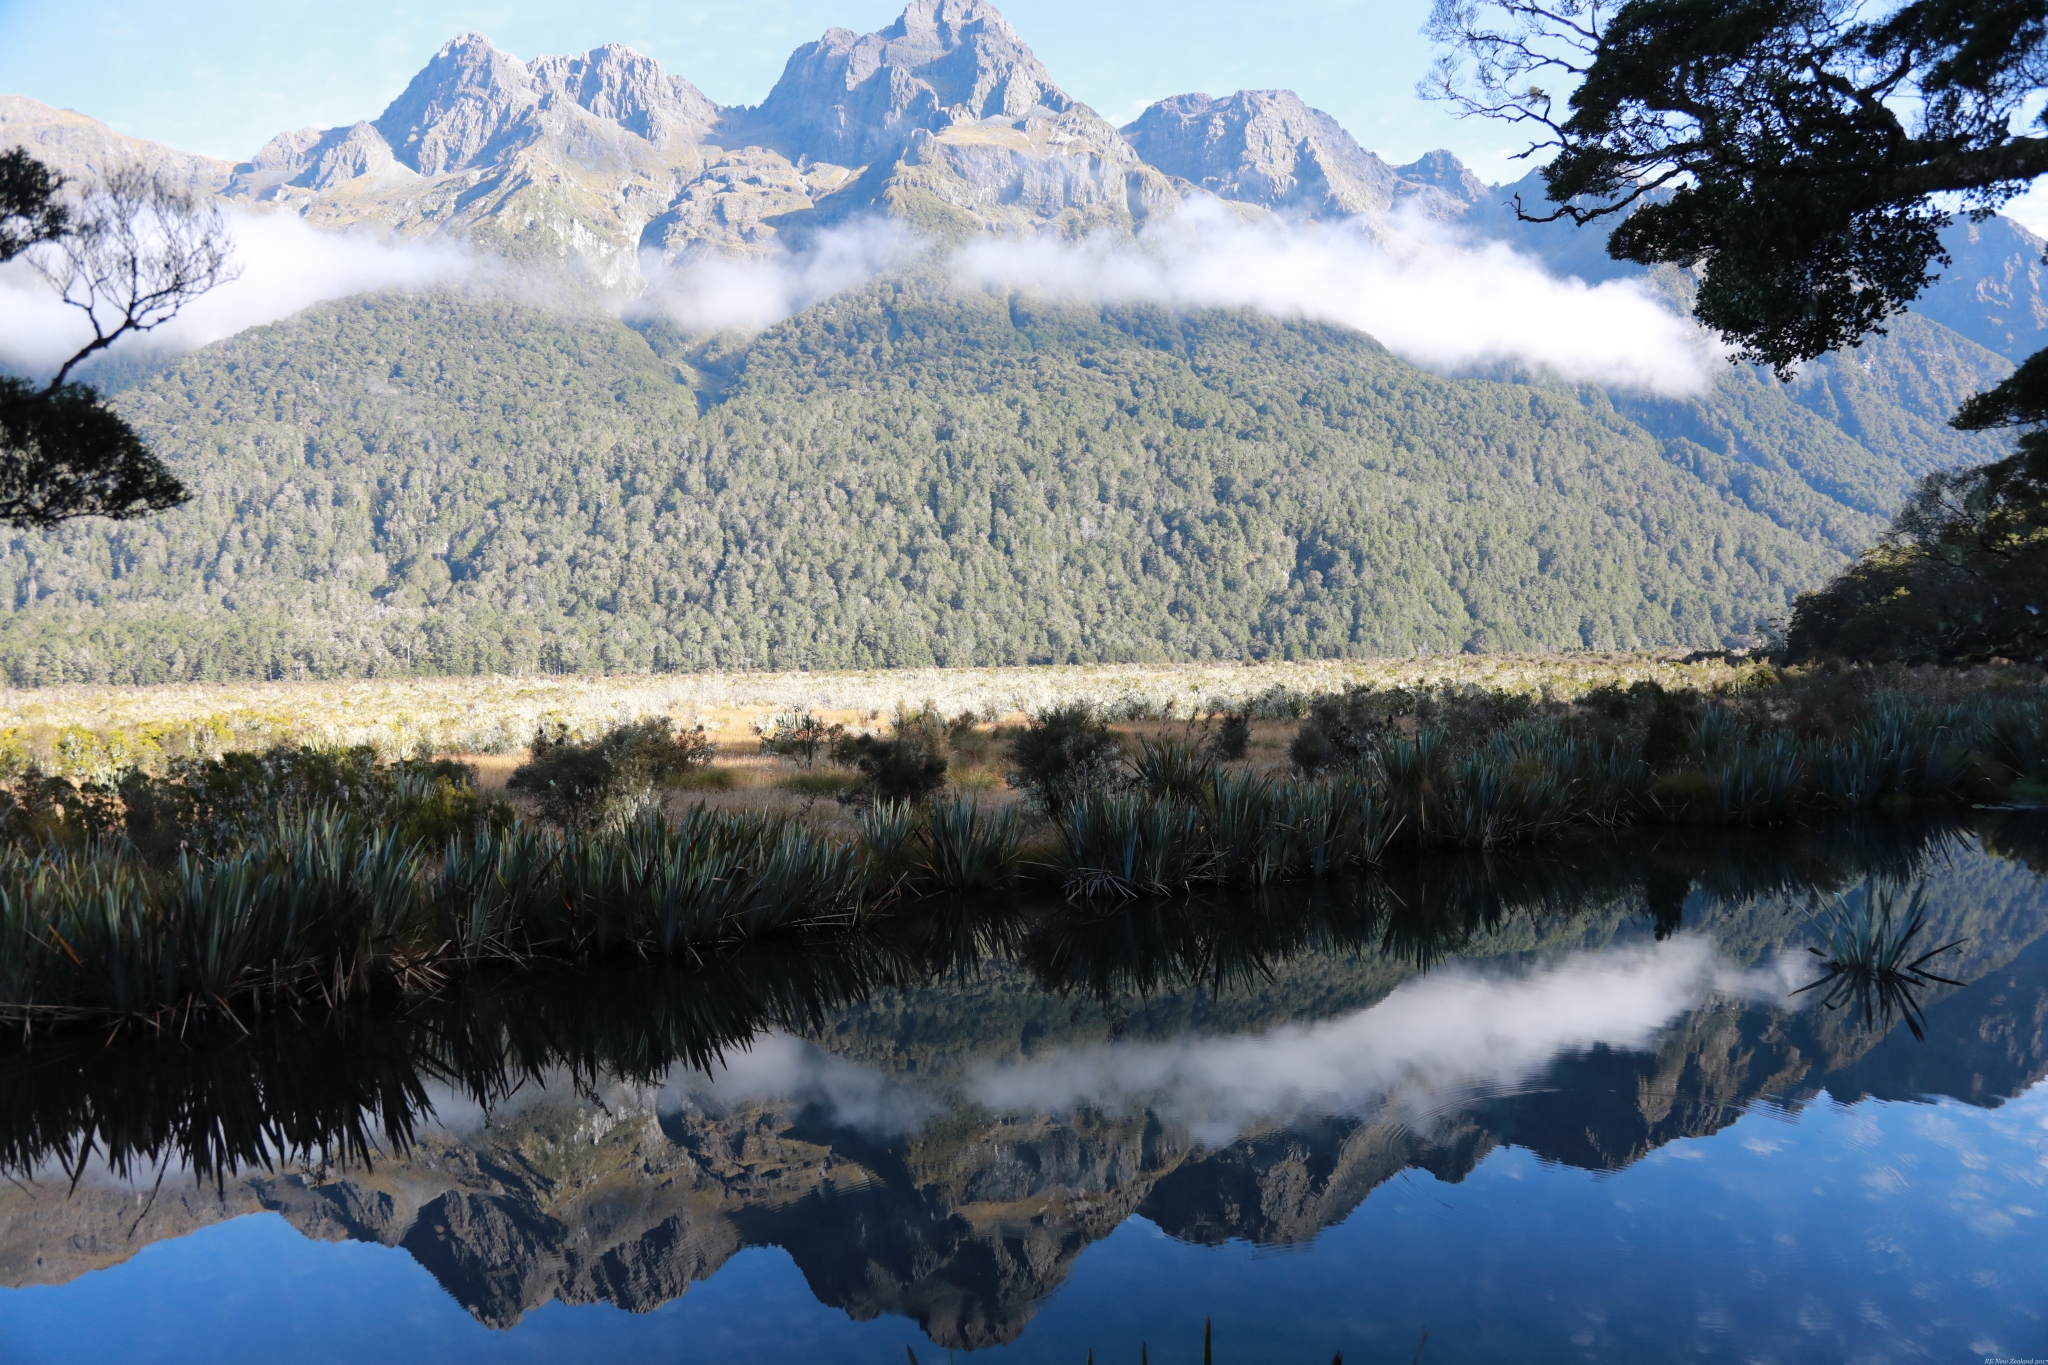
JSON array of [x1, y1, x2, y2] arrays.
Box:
[[953, 202, 1716, 394]]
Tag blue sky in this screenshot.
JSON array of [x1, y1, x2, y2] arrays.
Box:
[[2, 0, 1533, 176]]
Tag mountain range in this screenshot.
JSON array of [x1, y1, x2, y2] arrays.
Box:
[[0, 0, 2042, 680]]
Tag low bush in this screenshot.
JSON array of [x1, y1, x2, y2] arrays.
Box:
[[509, 718, 714, 828], [6, 745, 493, 862], [922, 797, 1024, 892], [1007, 703, 1124, 815], [755, 710, 846, 768], [1132, 735, 1218, 806], [832, 705, 950, 806], [1206, 709, 1253, 761]]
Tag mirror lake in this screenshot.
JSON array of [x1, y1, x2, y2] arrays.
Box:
[[1, 814, 2045, 1364]]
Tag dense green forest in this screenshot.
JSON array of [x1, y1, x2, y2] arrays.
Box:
[[0, 275, 2012, 683]]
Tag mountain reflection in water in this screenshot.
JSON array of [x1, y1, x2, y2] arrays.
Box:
[[3, 814, 2048, 1357]]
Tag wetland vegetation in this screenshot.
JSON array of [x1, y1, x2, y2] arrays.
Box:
[[1, 659, 2043, 1035]]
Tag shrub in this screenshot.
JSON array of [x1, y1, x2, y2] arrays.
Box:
[[755, 710, 845, 768], [112, 745, 487, 860], [1132, 735, 1218, 805], [856, 800, 925, 885], [508, 718, 714, 828], [1289, 688, 1392, 775], [832, 705, 950, 806], [946, 711, 996, 765], [1206, 710, 1253, 762], [922, 797, 1024, 892], [1056, 791, 1209, 900], [1007, 703, 1123, 815]]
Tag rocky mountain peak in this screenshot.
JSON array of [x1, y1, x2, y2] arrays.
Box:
[[528, 43, 720, 147], [1391, 149, 1491, 217], [373, 32, 540, 176], [1121, 89, 1401, 219], [364, 34, 718, 176], [749, 0, 1075, 166]]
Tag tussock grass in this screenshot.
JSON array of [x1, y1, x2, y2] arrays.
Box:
[[1795, 881, 1967, 1039], [0, 806, 866, 1031]]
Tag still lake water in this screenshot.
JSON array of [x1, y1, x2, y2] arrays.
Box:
[[1, 818, 2046, 1363]]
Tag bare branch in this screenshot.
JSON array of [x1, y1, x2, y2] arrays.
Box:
[[29, 164, 240, 391]]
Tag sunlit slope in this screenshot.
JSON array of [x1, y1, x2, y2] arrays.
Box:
[[0, 279, 1989, 682]]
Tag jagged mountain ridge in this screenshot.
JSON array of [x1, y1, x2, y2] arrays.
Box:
[[2, 0, 2035, 340], [1120, 89, 1487, 223], [3, 0, 1182, 277]]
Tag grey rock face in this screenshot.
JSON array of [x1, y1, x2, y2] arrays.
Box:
[[232, 121, 414, 196], [0, 95, 232, 193], [1120, 89, 1495, 226], [747, 0, 1076, 166], [1121, 89, 1402, 219], [641, 148, 840, 261], [531, 43, 722, 149], [374, 32, 545, 177], [1390, 149, 1492, 219], [366, 33, 718, 178], [1910, 213, 2048, 362]]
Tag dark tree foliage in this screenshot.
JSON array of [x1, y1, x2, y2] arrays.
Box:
[[1784, 421, 2048, 661], [0, 148, 66, 260], [0, 377, 186, 526], [1427, 0, 2048, 374], [1953, 348, 2048, 432], [0, 148, 206, 527], [1785, 245, 2048, 659]]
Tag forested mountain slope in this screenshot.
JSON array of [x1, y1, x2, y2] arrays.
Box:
[[0, 277, 2004, 684]]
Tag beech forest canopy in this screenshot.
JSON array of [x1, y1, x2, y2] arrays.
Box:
[[0, 274, 2008, 685]]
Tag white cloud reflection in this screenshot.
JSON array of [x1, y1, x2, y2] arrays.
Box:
[[661, 936, 1799, 1148], [965, 935, 1798, 1146]]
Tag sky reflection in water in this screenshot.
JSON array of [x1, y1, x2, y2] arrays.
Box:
[[2, 819, 2047, 1362]]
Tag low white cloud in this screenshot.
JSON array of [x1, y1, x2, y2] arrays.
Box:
[[966, 935, 1796, 1147], [2, 195, 1714, 396], [662, 1031, 939, 1136], [954, 198, 1715, 395], [638, 217, 923, 334], [0, 207, 475, 379]]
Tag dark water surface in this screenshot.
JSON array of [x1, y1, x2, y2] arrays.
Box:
[[2, 818, 2047, 1363]]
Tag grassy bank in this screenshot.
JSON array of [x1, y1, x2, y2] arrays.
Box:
[[1, 659, 2045, 1033]]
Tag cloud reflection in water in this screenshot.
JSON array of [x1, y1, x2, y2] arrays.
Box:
[[966, 935, 1801, 1146]]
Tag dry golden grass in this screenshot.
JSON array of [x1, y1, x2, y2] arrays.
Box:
[[0, 653, 1760, 779]]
